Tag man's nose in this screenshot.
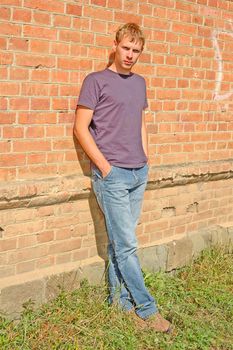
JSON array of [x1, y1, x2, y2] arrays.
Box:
[[127, 50, 133, 59]]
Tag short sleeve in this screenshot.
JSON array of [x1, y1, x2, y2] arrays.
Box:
[[77, 74, 100, 110]]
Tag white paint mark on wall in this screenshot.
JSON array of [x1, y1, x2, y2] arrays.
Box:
[[212, 23, 233, 101]]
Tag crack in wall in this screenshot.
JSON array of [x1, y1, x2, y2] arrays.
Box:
[[0, 170, 233, 211]]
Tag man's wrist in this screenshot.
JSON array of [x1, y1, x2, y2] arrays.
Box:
[[97, 161, 111, 178]]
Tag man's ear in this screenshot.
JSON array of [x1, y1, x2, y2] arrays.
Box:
[[112, 40, 117, 52]]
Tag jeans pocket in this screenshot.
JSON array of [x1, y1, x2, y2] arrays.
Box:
[[92, 166, 114, 181], [102, 166, 115, 181]]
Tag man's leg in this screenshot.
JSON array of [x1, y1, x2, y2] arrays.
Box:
[[92, 165, 157, 319], [92, 167, 133, 311]]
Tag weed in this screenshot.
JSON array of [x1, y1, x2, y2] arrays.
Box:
[[0, 246, 232, 350]]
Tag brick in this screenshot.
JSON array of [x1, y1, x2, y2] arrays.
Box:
[[6, 220, 44, 238], [95, 35, 112, 47], [123, 0, 138, 12], [0, 52, 13, 65], [1, 0, 21, 5], [24, 0, 64, 13], [3, 127, 24, 138], [114, 11, 140, 23], [50, 42, 69, 55], [0, 22, 21, 36], [0, 238, 17, 252], [14, 209, 36, 222], [55, 228, 72, 240], [36, 256, 55, 269], [13, 140, 50, 152], [65, 151, 78, 162], [7, 245, 48, 264], [84, 6, 113, 21], [56, 253, 72, 264], [0, 168, 16, 181], [66, 4, 82, 16], [91, 19, 107, 33], [18, 235, 37, 248], [31, 98, 50, 110], [0, 97, 7, 110], [37, 230, 54, 243], [48, 238, 81, 254], [72, 17, 90, 31], [0, 67, 8, 80], [16, 261, 36, 274], [46, 125, 64, 137], [108, 0, 122, 8], [0, 154, 26, 167], [27, 151, 47, 164], [91, 0, 106, 5], [25, 126, 45, 138], [0, 83, 19, 96], [0, 7, 11, 20], [157, 66, 183, 77], [10, 68, 29, 80], [21, 83, 58, 97], [46, 215, 79, 230], [33, 11, 51, 25], [16, 54, 55, 68], [18, 112, 57, 124], [23, 25, 57, 40], [53, 14, 72, 28], [51, 71, 69, 83], [52, 98, 69, 110], [9, 98, 29, 110], [37, 207, 54, 219], [30, 40, 50, 53], [59, 85, 78, 97], [12, 8, 32, 22], [17, 165, 58, 179], [52, 139, 74, 150], [0, 38, 7, 49], [59, 29, 81, 43], [144, 17, 169, 30], [31, 69, 50, 82], [8, 38, 29, 51], [80, 32, 95, 45], [46, 152, 64, 163]]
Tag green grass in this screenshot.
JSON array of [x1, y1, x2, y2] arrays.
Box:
[[1, 246, 232, 350]]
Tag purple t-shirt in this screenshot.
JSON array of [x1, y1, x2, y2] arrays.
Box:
[[77, 68, 148, 168]]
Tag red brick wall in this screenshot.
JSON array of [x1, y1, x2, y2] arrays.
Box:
[[0, 0, 233, 280]]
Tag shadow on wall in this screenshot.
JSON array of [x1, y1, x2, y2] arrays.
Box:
[[71, 48, 116, 280], [73, 132, 109, 281]]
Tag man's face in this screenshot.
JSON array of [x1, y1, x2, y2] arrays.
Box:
[[113, 35, 143, 74]]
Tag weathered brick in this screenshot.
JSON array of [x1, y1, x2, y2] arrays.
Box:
[[12, 8, 32, 22]]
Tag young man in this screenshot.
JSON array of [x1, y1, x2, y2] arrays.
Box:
[[74, 23, 172, 333]]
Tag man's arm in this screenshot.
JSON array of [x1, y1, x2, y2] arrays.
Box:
[[141, 111, 148, 159], [73, 106, 111, 177]]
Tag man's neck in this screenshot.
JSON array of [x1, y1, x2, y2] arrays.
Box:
[[108, 63, 131, 75]]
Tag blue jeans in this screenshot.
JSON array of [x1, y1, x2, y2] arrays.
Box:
[[91, 164, 158, 319]]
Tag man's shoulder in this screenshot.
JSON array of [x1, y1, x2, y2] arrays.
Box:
[[132, 72, 146, 83], [84, 69, 107, 82]]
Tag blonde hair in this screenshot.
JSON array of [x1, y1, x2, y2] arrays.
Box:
[[115, 23, 145, 50]]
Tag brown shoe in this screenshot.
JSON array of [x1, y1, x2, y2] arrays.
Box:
[[131, 311, 173, 333]]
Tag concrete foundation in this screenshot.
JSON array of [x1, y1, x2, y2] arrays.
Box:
[[1, 223, 232, 319]]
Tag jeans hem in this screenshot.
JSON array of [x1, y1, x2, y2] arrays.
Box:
[[136, 307, 158, 320]]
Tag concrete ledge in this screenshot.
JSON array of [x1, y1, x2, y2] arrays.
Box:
[[0, 159, 233, 211], [1, 224, 232, 319]]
